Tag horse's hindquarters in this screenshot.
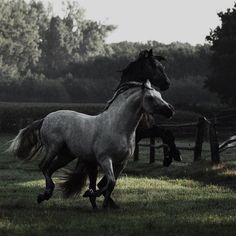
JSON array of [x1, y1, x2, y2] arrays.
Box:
[[40, 110, 97, 160]]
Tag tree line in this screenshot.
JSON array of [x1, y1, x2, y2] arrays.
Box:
[[0, 0, 234, 108], [206, 2, 236, 106]]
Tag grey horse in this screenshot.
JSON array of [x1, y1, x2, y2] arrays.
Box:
[[8, 80, 174, 208]]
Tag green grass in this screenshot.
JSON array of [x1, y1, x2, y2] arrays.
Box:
[[0, 134, 236, 236]]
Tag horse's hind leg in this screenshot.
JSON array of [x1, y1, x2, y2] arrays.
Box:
[[161, 129, 181, 166], [37, 146, 75, 203], [37, 148, 57, 203], [83, 164, 98, 209]]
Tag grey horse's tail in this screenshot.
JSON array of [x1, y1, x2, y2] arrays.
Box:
[[60, 164, 88, 198], [7, 119, 44, 160]]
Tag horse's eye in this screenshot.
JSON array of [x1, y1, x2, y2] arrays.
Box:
[[149, 58, 157, 68]]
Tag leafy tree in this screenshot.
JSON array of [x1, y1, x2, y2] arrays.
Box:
[[206, 3, 236, 105], [0, 0, 42, 80], [79, 20, 115, 59], [42, 1, 115, 76], [43, 16, 73, 76]]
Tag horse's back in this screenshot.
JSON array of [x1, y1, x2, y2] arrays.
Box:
[[40, 110, 97, 152], [46, 110, 92, 119]]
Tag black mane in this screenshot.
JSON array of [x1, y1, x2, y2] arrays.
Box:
[[119, 50, 148, 79], [120, 61, 138, 77]]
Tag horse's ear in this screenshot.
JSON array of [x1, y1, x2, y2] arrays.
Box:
[[145, 80, 151, 88], [142, 79, 151, 89], [155, 56, 166, 62]]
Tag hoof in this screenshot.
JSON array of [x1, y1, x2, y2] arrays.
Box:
[[37, 194, 45, 204], [37, 190, 52, 204], [44, 190, 52, 200], [174, 154, 182, 162], [83, 189, 95, 198], [171, 150, 182, 162]]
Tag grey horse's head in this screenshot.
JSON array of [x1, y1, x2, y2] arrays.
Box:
[[142, 80, 174, 119]]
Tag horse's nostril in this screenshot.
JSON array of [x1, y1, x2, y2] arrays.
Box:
[[158, 105, 174, 119]]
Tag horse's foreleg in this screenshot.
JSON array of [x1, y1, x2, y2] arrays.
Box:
[[97, 158, 116, 209], [83, 164, 98, 209], [161, 129, 182, 165], [97, 176, 118, 209], [97, 163, 126, 209]]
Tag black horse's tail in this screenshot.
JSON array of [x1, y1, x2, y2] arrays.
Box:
[[60, 164, 88, 198], [7, 119, 44, 160]]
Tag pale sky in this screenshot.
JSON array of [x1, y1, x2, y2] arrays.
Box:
[[42, 0, 236, 45]]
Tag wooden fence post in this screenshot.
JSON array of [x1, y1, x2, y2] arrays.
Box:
[[209, 119, 220, 164], [133, 143, 139, 161], [149, 137, 155, 163], [194, 117, 207, 161]]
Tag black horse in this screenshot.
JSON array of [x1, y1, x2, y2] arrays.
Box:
[[136, 117, 181, 167], [61, 49, 179, 209], [117, 49, 180, 166]]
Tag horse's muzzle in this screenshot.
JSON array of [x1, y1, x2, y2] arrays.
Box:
[[158, 104, 175, 119]]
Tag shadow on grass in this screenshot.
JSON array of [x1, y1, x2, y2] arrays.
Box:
[[125, 160, 236, 191]]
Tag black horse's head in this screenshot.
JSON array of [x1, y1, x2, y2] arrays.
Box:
[[118, 49, 170, 91], [137, 49, 170, 91]]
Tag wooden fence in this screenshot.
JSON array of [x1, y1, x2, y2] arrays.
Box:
[[134, 115, 234, 164]]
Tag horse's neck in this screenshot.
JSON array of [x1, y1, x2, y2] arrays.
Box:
[[120, 62, 145, 85], [104, 89, 143, 135]]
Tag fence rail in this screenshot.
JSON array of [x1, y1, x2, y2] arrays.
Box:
[[135, 113, 236, 165]]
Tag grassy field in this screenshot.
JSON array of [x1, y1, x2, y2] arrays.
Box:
[[0, 134, 236, 236]]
